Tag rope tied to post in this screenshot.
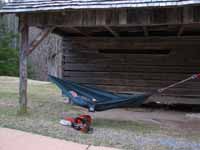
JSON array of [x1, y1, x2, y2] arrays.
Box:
[[157, 73, 200, 93]]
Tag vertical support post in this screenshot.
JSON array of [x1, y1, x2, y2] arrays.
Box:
[[19, 15, 29, 114]]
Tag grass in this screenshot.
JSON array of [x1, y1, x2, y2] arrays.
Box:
[[93, 118, 157, 133], [0, 76, 200, 150]]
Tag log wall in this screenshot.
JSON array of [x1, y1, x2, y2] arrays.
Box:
[[62, 37, 200, 103]]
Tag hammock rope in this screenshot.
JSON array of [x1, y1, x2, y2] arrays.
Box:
[[157, 73, 200, 93]]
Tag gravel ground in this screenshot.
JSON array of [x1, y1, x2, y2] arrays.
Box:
[[0, 76, 200, 150]]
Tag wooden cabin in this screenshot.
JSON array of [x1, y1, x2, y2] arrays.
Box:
[[1, 0, 200, 112]]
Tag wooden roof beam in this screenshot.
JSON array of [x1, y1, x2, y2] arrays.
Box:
[[104, 26, 119, 37], [68, 27, 90, 37], [177, 25, 185, 37], [143, 26, 149, 37], [26, 27, 54, 56]]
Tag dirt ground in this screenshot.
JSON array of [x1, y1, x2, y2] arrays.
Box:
[[94, 108, 200, 134]]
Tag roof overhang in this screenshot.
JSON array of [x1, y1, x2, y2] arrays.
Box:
[[1, 0, 200, 13]]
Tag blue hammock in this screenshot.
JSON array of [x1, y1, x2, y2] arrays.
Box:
[[48, 75, 152, 112], [49, 74, 200, 112]]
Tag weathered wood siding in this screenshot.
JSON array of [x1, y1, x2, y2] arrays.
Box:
[[62, 37, 200, 101], [27, 6, 200, 27], [28, 27, 63, 81]]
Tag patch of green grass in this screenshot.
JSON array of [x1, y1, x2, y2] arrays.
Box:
[[93, 118, 158, 133], [0, 91, 18, 100], [0, 76, 81, 119], [0, 106, 17, 116]]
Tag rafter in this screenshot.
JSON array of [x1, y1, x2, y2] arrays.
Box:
[[177, 25, 185, 37], [68, 27, 90, 37], [104, 26, 119, 37], [26, 27, 54, 56], [143, 26, 149, 37]]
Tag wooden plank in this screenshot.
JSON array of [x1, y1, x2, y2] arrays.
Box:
[[82, 10, 96, 26], [27, 7, 200, 27], [104, 25, 119, 37], [183, 7, 194, 24], [127, 9, 149, 25], [143, 26, 148, 37], [70, 36, 200, 43], [63, 63, 200, 73], [68, 37, 200, 51], [62, 76, 200, 88], [151, 9, 167, 24], [63, 56, 200, 66], [62, 71, 197, 81], [177, 25, 185, 37], [63, 54, 200, 67], [193, 6, 200, 22], [26, 27, 54, 56], [19, 15, 28, 113], [95, 9, 106, 25], [119, 9, 127, 25], [67, 27, 90, 37]]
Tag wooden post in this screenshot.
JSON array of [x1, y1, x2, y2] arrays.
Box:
[[19, 15, 29, 114]]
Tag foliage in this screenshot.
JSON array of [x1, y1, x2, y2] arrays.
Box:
[[0, 17, 19, 76]]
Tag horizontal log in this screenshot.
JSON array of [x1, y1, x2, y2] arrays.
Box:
[[69, 40, 200, 50], [63, 53, 170, 59], [63, 71, 196, 81], [81, 84, 200, 97], [66, 36, 200, 42], [72, 83, 200, 97], [63, 63, 200, 73], [63, 53, 200, 63], [68, 36, 200, 47], [62, 76, 200, 88], [63, 56, 200, 66]]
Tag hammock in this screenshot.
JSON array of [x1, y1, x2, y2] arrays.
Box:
[[49, 73, 200, 112]]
